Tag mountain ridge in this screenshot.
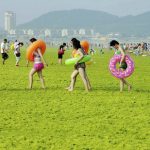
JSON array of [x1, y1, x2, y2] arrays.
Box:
[[1, 9, 149, 36]]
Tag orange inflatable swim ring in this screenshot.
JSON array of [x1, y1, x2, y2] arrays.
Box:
[[26, 40, 46, 62], [80, 41, 90, 54]]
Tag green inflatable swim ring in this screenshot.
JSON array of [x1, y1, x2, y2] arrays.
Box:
[[65, 55, 91, 65]]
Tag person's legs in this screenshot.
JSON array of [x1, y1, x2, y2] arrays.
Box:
[[120, 78, 132, 92], [122, 78, 132, 91], [16, 57, 20, 66], [78, 68, 89, 92], [58, 55, 63, 64], [120, 79, 124, 92], [2, 53, 8, 65], [37, 70, 45, 89], [29, 68, 37, 89], [85, 71, 91, 90], [2, 58, 5, 65], [58, 58, 62, 64], [67, 70, 79, 91]]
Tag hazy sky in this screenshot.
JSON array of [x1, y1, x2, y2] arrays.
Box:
[[0, 0, 150, 25]]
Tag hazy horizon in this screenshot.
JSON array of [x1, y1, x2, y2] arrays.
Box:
[[0, 0, 150, 26]]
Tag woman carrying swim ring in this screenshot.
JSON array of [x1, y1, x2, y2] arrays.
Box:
[[27, 38, 48, 89], [66, 38, 91, 92], [110, 40, 132, 92]]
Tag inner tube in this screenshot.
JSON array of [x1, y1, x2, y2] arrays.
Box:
[[26, 40, 46, 62], [109, 55, 134, 79], [65, 55, 91, 65]]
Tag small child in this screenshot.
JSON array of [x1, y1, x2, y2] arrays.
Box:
[[110, 40, 132, 92], [27, 38, 48, 89]]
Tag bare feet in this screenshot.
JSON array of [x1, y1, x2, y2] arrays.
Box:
[[65, 86, 74, 91], [68, 88, 73, 92], [88, 87, 92, 90], [65, 87, 70, 90], [128, 85, 132, 91]]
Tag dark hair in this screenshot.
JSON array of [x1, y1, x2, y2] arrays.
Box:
[[71, 38, 77, 42], [72, 39, 81, 49], [30, 38, 37, 43], [63, 43, 67, 46], [4, 39, 7, 42], [110, 40, 119, 47], [59, 45, 64, 49], [18, 42, 24, 46]]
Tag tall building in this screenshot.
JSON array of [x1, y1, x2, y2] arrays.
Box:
[[5, 11, 16, 32]]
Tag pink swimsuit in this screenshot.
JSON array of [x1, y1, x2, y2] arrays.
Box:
[[34, 63, 44, 71], [33, 51, 44, 71]]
